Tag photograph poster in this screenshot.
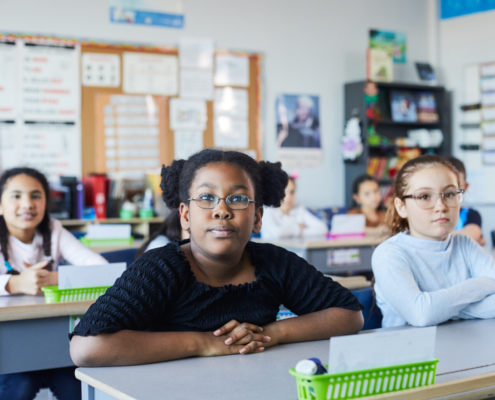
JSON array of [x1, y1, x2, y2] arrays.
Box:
[[276, 94, 322, 168]]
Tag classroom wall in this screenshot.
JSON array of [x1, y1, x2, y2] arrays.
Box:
[[438, 9, 495, 242], [0, 0, 432, 208]]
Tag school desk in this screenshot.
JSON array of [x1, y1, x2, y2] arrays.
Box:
[[0, 295, 94, 375], [253, 235, 387, 274], [76, 318, 495, 400]]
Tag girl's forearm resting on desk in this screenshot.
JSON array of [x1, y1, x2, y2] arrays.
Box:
[[262, 307, 363, 347], [70, 307, 363, 367]]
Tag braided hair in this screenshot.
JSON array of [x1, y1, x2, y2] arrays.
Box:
[[160, 149, 288, 210], [0, 168, 52, 274]]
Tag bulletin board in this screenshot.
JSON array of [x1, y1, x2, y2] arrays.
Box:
[[79, 42, 263, 176], [0, 32, 263, 179]]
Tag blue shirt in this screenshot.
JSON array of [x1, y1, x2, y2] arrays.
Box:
[[372, 232, 495, 328]]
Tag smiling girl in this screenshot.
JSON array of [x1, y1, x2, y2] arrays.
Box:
[[372, 155, 495, 328], [70, 149, 363, 367], [0, 168, 108, 296]]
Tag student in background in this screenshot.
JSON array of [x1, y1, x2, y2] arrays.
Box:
[[261, 175, 328, 239], [70, 149, 363, 367], [135, 209, 189, 258], [446, 156, 486, 246], [372, 155, 495, 328], [0, 167, 108, 400], [348, 174, 388, 235]]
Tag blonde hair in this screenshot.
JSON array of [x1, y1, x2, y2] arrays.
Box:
[[386, 155, 460, 235]]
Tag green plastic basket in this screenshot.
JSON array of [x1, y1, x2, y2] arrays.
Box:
[[41, 285, 111, 303], [80, 237, 134, 248], [289, 359, 438, 400]]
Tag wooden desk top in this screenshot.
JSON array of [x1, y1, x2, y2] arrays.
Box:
[[0, 295, 95, 322], [253, 234, 388, 249], [76, 319, 495, 400]]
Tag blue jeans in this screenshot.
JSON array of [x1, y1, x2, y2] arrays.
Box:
[[0, 367, 81, 400]]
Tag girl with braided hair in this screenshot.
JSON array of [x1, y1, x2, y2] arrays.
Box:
[[0, 168, 107, 296], [70, 149, 363, 367]]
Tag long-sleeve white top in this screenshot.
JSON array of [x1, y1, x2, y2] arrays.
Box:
[[372, 231, 495, 328], [261, 205, 328, 240]]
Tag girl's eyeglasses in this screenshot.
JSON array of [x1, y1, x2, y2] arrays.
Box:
[[188, 194, 256, 210], [402, 189, 464, 210]]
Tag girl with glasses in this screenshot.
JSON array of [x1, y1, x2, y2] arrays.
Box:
[[372, 154, 495, 328], [70, 149, 363, 367]]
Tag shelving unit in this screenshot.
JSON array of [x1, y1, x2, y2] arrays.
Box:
[[344, 80, 452, 207]]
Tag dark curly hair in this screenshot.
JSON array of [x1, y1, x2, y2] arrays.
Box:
[[0, 167, 53, 274], [160, 149, 288, 210]]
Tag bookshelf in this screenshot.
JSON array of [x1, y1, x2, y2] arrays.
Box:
[[344, 81, 452, 207]]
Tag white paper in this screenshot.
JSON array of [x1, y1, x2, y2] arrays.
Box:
[[466, 169, 486, 203], [482, 150, 495, 165], [82, 53, 120, 87], [327, 248, 360, 266], [482, 122, 495, 135], [482, 107, 495, 121], [214, 54, 250, 87], [123, 52, 178, 95], [483, 136, 495, 150], [19, 41, 80, 121], [174, 130, 203, 160], [180, 69, 213, 100], [0, 41, 18, 119], [179, 38, 214, 69], [18, 121, 82, 180], [277, 148, 323, 168], [214, 116, 248, 149], [214, 87, 248, 118], [481, 92, 495, 106], [481, 77, 495, 92], [169, 98, 207, 130], [328, 327, 437, 374], [87, 224, 131, 239], [481, 62, 495, 77], [58, 263, 126, 289], [331, 214, 365, 235]]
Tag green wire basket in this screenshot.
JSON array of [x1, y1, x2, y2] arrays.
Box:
[[80, 237, 134, 248], [41, 285, 111, 303], [289, 359, 438, 400]]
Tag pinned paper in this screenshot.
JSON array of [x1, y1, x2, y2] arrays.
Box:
[[174, 130, 204, 160], [214, 116, 248, 149], [214, 87, 248, 118], [180, 69, 214, 100], [82, 53, 120, 87], [328, 327, 437, 374], [170, 98, 207, 130], [58, 263, 126, 290], [179, 38, 214, 69], [214, 54, 250, 87]]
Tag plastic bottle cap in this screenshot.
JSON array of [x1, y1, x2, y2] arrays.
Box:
[[295, 360, 318, 375]]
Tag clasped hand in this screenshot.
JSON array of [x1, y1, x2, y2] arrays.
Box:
[[200, 319, 272, 357]]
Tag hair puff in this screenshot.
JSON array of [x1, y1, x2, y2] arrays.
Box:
[[160, 159, 186, 209], [258, 161, 288, 207]]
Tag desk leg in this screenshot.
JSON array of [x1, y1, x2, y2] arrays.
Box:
[[82, 382, 118, 400]]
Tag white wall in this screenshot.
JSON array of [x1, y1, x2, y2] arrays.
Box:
[[0, 0, 432, 208], [438, 9, 495, 242]]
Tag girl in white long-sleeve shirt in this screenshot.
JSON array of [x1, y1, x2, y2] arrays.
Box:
[[372, 155, 495, 328], [262, 177, 328, 239]]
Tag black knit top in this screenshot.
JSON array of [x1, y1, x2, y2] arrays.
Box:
[[71, 240, 363, 338]]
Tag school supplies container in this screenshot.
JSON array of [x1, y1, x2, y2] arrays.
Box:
[[41, 285, 110, 303], [80, 237, 134, 248], [289, 359, 438, 400]]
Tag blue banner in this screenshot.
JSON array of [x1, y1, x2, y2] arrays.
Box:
[[110, 6, 184, 28], [441, 0, 495, 19]]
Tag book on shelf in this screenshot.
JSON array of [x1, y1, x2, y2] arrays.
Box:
[[367, 157, 398, 180], [390, 91, 418, 122], [366, 48, 393, 82], [417, 92, 439, 123]]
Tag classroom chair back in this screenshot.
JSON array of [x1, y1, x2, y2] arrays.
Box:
[[352, 287, 382, 330], [100, 248, 138, 268]]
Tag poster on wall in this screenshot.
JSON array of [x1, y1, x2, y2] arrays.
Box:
[[109, 0, 184, 29], [82, 53, 121, 87], [276, 94, 322, 168], [369, 29, 406, 64], [0, 41, 18, 120]]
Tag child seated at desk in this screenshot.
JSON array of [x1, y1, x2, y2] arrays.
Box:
[[347, 174, 388, 235], [261, 175, 328, 239], [446, 156, 486, 246], [70, 149, 363, 367], [0, 167, 108, 400], [135, 209, 189, 258], [372, 155, 495, 328]]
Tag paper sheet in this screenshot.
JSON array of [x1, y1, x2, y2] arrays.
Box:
[[214, 87, 248, 118], [58, 263, 126, 290], [180, 69, 213, 100], [174, 130, 204, 160], [179, 38, 214, 69], [169, 98, 207, 130], [328, 327, 437, 374], [19, 41, 80, 121], [82, 53, 120, 87], [0, 122, 19, 170], [123, 52, 178, 95], [0, 41, 17, 120], [214, 54, 250, 87], [87, 224, 131, 239], [214, 116, 249, 149]]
